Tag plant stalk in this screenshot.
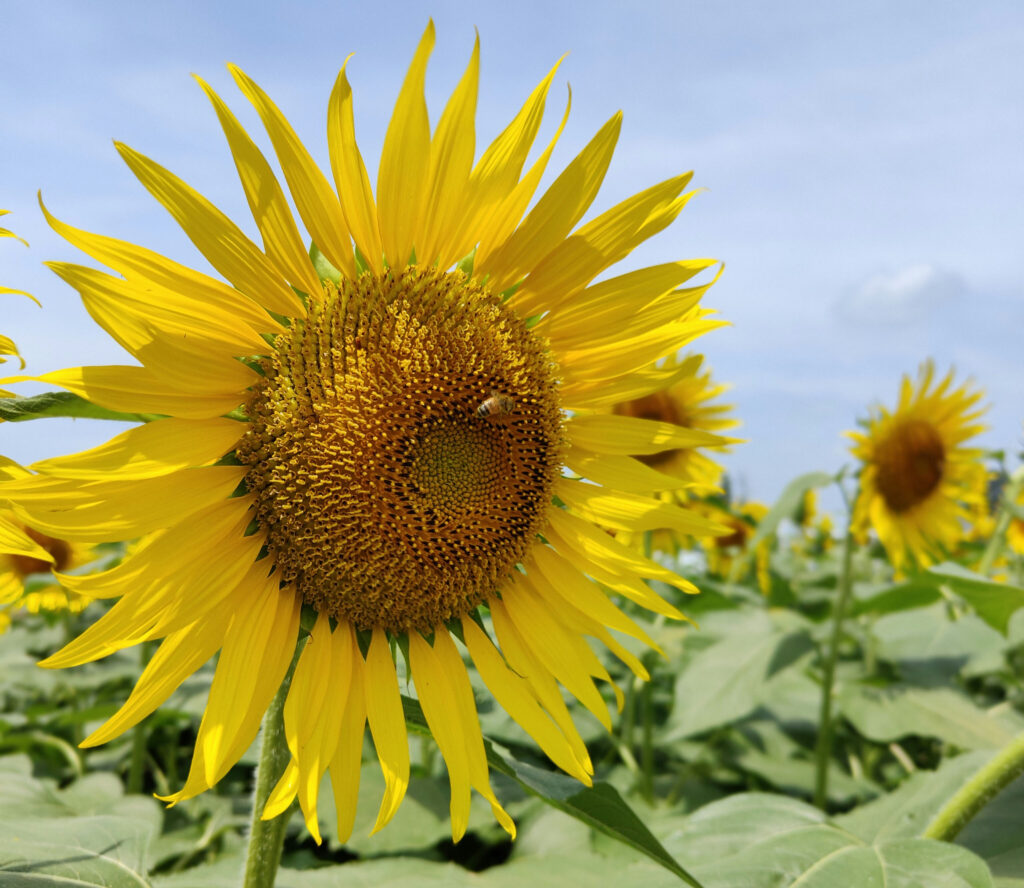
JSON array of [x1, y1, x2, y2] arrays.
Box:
[[813, 521, 856, 809], [923, 730, 1024, 841], [978, 466, 1024, 577], [242, 636, 304, 888]]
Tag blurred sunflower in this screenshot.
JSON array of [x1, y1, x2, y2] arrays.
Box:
[[849, 361, 987, 574], [0, 24, 729, 844], [609, 352, 737, 495], [698, 500, 771, 593]]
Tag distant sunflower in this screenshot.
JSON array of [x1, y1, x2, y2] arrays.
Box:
[[697, 500, 771, 593], [0, 25, 729, 843], [0, 460, 94, 621], [610, 353, 737, 495], [849, 361, 986, 574]]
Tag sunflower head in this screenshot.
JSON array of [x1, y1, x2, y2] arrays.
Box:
[[849, 361, 987, 573], [238, 265, 563, 633], [0, 24, 729, 845]]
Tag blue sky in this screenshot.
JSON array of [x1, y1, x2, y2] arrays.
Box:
[[2, 0, 1022, 509]]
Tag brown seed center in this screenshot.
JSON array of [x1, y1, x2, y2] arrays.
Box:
[[874, 418, 946, 513], [238, 266, 563, 633], [9, 527, 73, 578]]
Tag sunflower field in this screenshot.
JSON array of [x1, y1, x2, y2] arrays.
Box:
[[2, 19, 1024, 888]]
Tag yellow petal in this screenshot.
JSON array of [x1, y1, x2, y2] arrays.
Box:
[[329, 628, 367, 844], [3, 465, 247, 543], [328, 57, 383, 274], [567, 413, 732, 455], [31, 417, 243, 479], [364, 626, 409, 833], [408, 632, 474, 841], [115, 142, 304, 318], [560, 354, 706, 411], [39, 197, 278, 332], [564, 446, 693, 494], [195, 75, 322, 296], [229, 64, 356, 280], [556, 477, 731, 535], [80, 585, 242, 746], [462, 618, 591, 783], [161, 565, 301, 803], [511, 175, 695, 317], [2, 365, 244, 420], [417, 33, 479, 268], [376, 21, 435, 270], [0, 513, 53, 562], [0, 335, 24, 370], [478, 112, 621, 293], [472, 82, 572, 269]]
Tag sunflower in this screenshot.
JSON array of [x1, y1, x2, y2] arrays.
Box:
[[609, 352, 737, 496], [0, 24, 729, 844], [696, 500, 771, 593], [849, 361, 987, 574]]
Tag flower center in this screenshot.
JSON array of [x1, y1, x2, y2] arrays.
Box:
[[10, 527, 73, 578], [874, 418, 946, 513], [612, 391, 689, 470], [238, 266, 563, 633]]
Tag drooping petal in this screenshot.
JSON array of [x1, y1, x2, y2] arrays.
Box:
[[329, 632, 367, 844], [31, 418, 244, 479], [363, 626, 410, 833]]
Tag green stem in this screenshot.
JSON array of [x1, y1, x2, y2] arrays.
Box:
[[242, 637, 304, 888], [813, 520, 856, 810], [640, 677, 654, 802], [978, 467, 1024, 577], [127, 642, 154, 794], [923, 731, 1024, 841]]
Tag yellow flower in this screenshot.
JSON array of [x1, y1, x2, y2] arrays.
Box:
[[0, 459, 94, 622], [609, 353, 737, 496], [0, 25, 728, 844], [849, 361, 987, 574], [695, 500, 771, 593]]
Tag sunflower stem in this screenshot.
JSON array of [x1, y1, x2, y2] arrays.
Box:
[[242, 636, 304, 888], [813, 516, 856, 810], [127, 641, 154, 794], [923, 729, 1024, 841]]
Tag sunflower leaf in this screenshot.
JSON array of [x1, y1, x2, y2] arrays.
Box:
[[484, 740, 705, 887], [0, 392, 159, 424], [923, 562, 1024, 635]]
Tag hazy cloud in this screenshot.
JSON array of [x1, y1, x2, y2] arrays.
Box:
[[837, 264, 965, 325]]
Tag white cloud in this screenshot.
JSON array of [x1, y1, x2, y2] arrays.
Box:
[[837, 264, 965, 325]]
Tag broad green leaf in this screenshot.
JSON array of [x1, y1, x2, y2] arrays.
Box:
[[836, 751, 992, 843], [400, 694, 703, 884], [659, 793, 993, 888], [661, 624, 814, 740], [0, 391, 157, 424], [958, 772, 1024, 885], [924, 563, 1024, 635], [742, 470, 835, 555], [852, 580, 942, 617], [838, 684, 1024, 750], [309, 243, 341, 284]]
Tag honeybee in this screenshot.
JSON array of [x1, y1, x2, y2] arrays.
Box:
[[476, 390, 515, 418]]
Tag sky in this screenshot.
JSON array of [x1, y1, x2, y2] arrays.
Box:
[[2, 0, 1022, 512]]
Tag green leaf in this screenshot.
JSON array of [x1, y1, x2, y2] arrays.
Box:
[[661, 793, 993, 888], [924, 563, 1024, 635], [852, 580, 942, 617], [838, 684, 1024, 750], [399, 695, 701, 883], [0, 391, 158, 424], [958, 771, 1024, 885], [484, 744, 704, 887], [309, 243, 341, 284], [661, 620, 814, 740], [743, 470, 835, 553]]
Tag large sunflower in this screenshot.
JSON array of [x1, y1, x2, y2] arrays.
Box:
[[0, 25, 729, 843], [849, 361, 987, 574]]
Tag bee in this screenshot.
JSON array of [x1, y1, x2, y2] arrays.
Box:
[[476, 390, 515, 418]]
